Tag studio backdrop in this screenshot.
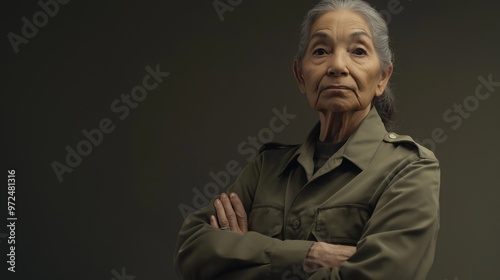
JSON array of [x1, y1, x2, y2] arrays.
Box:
[[1, 0, 499, 279]]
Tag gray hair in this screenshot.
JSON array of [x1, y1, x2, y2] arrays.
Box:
[[296, 0, 396, 130]]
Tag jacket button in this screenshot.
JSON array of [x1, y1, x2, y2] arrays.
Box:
[[388, 133, 397, 139], [292, 220, 301, 229]]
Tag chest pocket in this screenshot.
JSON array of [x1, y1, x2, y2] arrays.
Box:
[[311, 204, 370, 246], [248, 205, 283, 239]]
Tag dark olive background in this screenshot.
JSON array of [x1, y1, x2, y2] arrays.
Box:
[[1, 0, 499, 279]]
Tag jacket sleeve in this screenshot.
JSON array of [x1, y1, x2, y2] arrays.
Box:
[[308, 157, 440, 280], [174, 154, 314, 280]]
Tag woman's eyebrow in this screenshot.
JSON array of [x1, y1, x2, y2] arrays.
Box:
[[310, 31, 372, 42], [350, 31, 372, 41], [310, 31, 331, 42]]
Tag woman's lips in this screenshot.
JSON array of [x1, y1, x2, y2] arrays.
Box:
[[320, 85, 354, 93]]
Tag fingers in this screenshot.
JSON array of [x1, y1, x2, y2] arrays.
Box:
[[334, 244, 356, 260], [212, 192, 248, 233], [219, 193, 239, 230], [304, 242, 357, 271], [210, 215, 219, 229], [230, 193, 248, 232], [214, 198, 230, 229]]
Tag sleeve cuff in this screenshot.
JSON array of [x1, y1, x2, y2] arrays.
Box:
[[269, 240, 314, 278]]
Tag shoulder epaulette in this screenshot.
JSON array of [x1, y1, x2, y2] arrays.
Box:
[[382, 132, 437, 160]]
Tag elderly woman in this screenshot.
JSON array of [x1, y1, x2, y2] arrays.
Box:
[[174, 0, 440, 279]]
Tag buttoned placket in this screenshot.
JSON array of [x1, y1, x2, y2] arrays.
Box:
[[282, 154, 345, 240]]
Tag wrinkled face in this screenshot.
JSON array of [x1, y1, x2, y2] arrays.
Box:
[[294, 9, 392, 114]]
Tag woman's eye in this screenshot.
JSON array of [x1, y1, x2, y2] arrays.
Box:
[[313, 48, 328, 56], [352, 48, 367, 56]]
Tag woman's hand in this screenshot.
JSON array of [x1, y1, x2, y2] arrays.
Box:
[[210, 192, 248, 233], [303, 242, 357, 273]]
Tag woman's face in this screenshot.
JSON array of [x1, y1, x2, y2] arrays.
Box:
[[294, 9, 392, 114]]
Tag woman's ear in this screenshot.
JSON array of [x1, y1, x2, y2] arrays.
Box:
[[293, 59, 306, 95], [375, 63, 394, 97]]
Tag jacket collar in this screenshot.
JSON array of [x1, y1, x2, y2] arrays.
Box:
[[279, 107, 388, 177]]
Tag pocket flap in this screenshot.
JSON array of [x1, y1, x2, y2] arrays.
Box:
[[312, 204, 370, 245]]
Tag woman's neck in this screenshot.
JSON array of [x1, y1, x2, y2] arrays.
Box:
[[318, 107, 370, 143]]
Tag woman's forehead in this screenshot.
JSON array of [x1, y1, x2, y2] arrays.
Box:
[[310, 10, 372, 38]]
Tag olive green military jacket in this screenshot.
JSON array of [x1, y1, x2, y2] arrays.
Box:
[[174, 107, 440, 280]]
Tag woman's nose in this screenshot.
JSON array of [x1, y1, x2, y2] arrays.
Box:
[[326, 52, 349, 77]]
